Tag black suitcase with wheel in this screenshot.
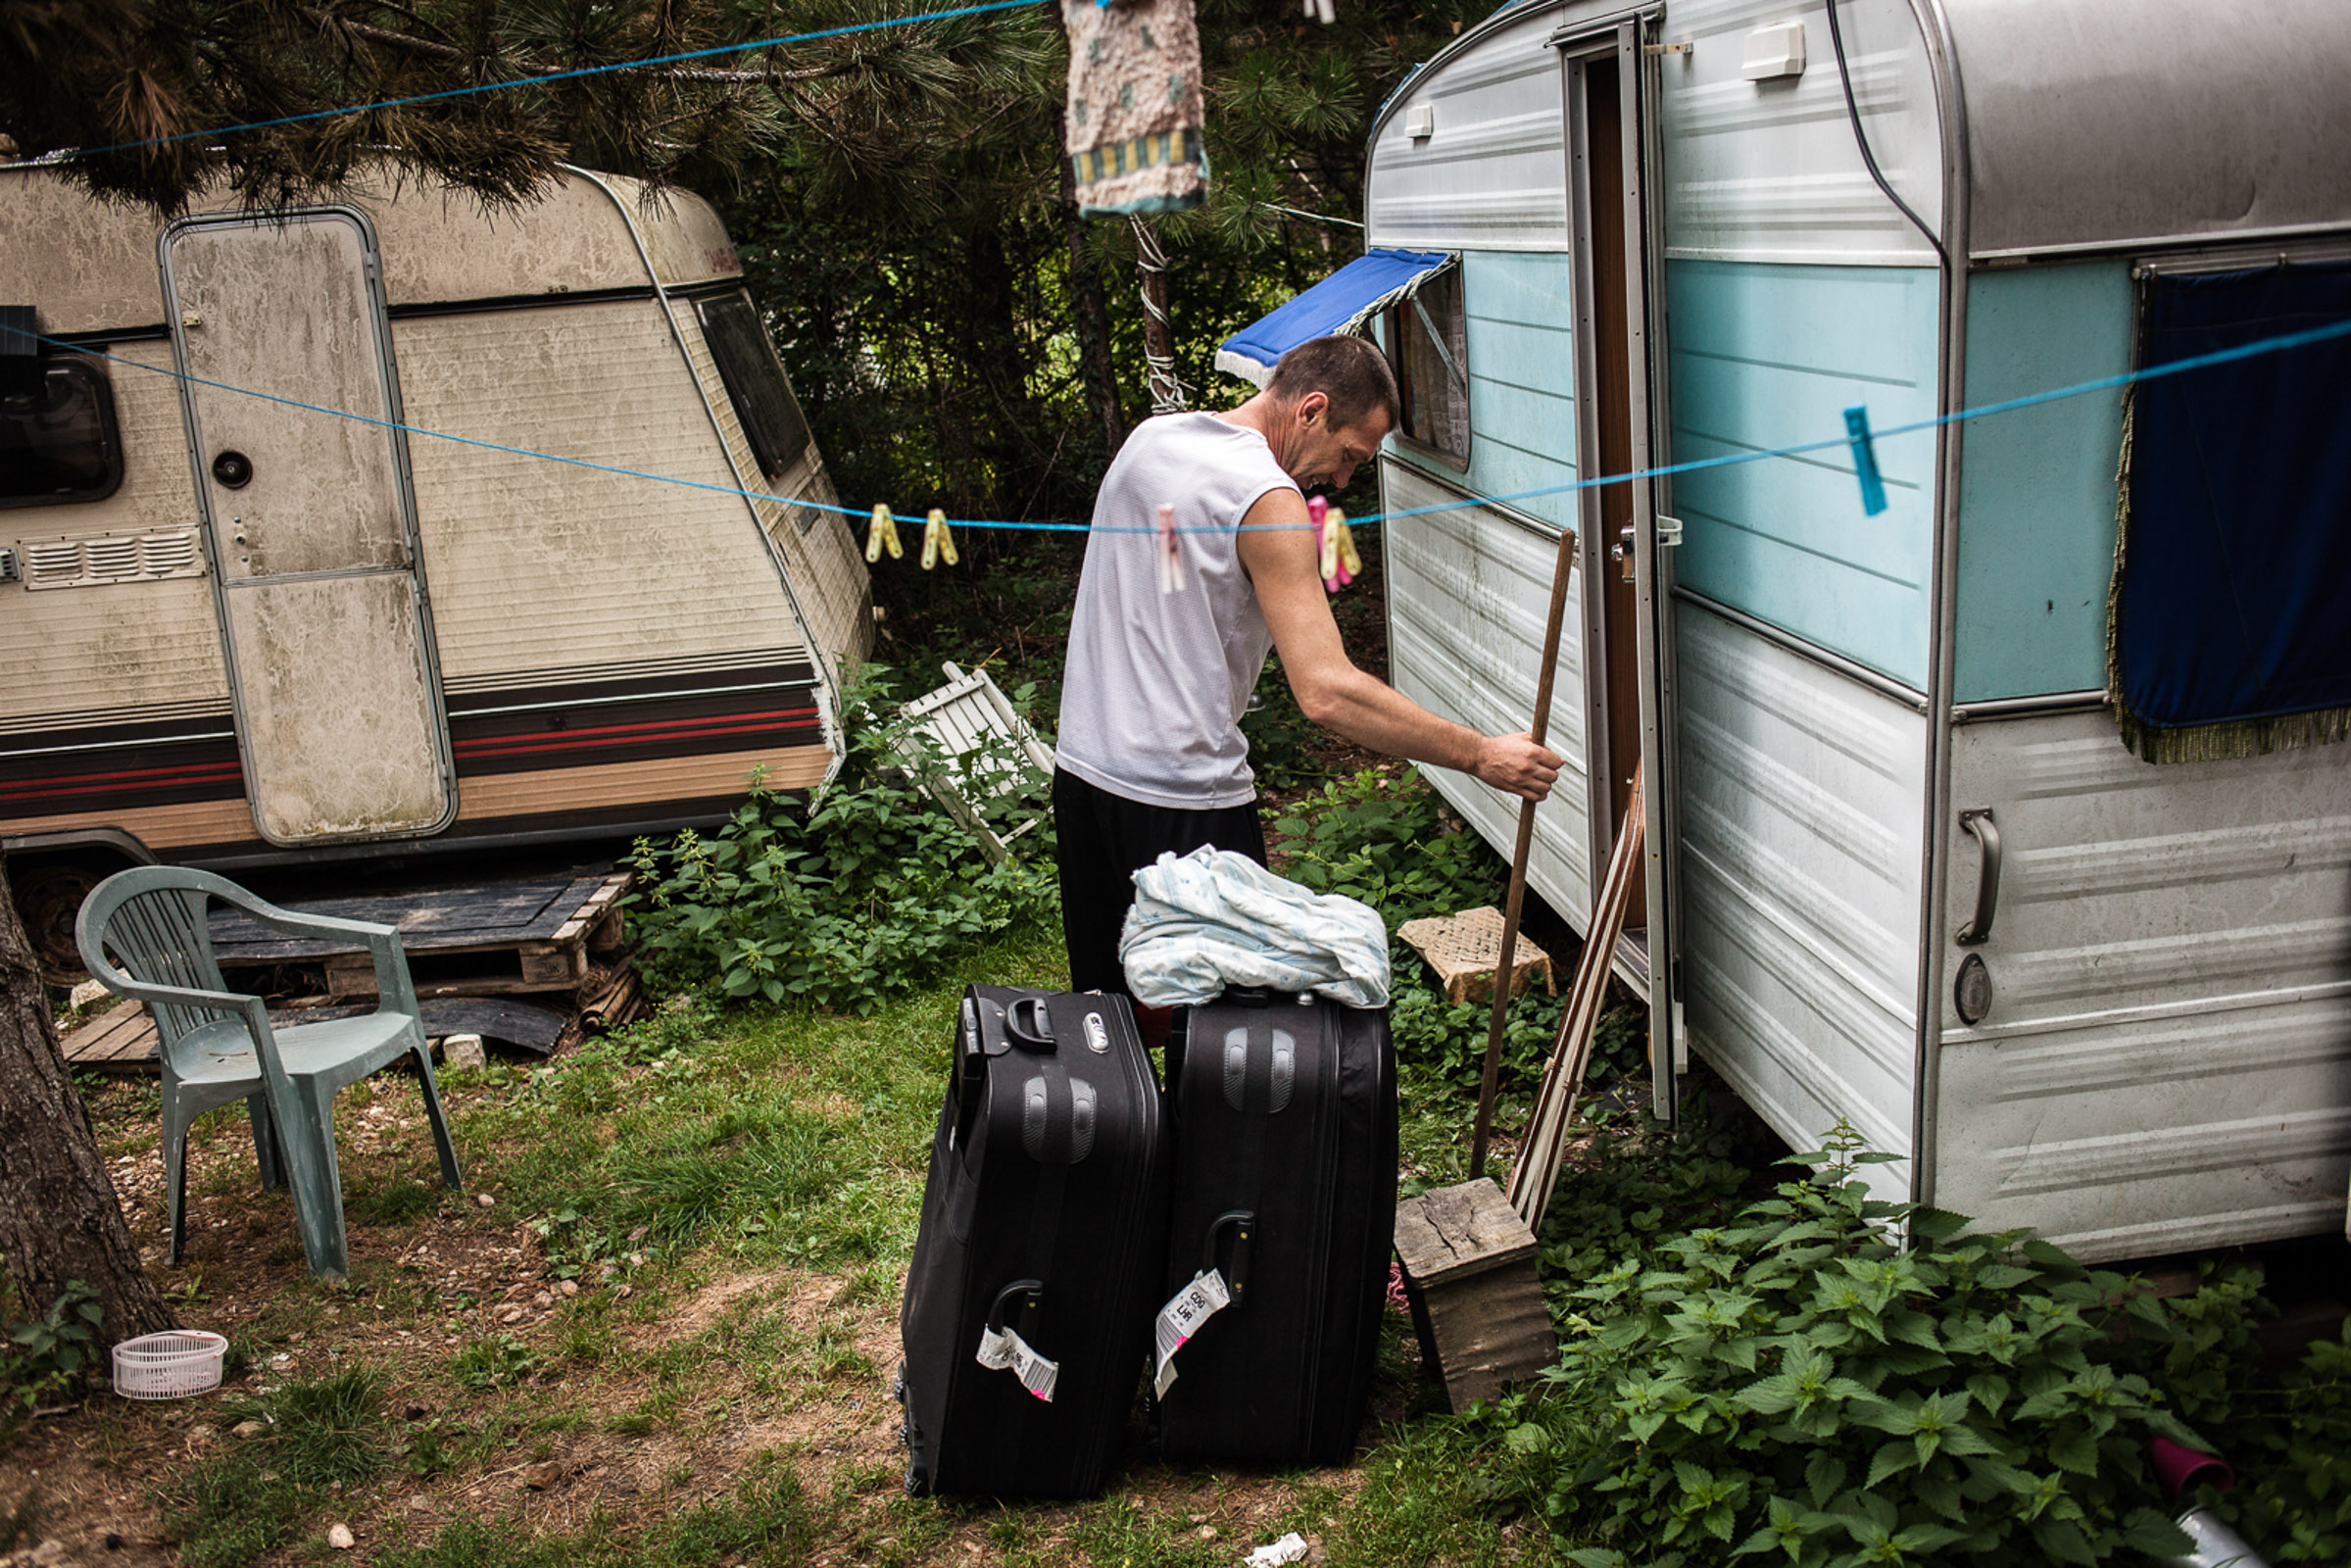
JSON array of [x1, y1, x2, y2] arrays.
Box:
[[898, 985, 1169, 1498], [1151, 987, 1397, 1465]]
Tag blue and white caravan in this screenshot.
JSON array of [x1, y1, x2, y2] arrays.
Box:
[[1236, 0, 2351, 1259]]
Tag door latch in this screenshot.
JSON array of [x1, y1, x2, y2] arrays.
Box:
[[1655, 514, 1684, 547], [1613, 524, 1637, 582]]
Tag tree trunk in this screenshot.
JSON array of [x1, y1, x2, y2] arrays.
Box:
[[1058, 151, 1129, 455], [1131, 216, 1185, 415], [0, 855, 174, 1346]]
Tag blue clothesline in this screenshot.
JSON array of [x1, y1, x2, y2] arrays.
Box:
[[28, 315, 2351, 536], [61, 0, 1040, 161]]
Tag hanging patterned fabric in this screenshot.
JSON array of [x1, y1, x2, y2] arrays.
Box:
[[1062, 0, 1207, 216]]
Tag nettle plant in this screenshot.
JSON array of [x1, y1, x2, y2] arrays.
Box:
[[625, 670, 1057, 1013], [1500, 1125, 2201, 1568]]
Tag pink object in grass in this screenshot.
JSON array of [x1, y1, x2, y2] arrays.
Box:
[[1386, 1259, 1409, 1313]]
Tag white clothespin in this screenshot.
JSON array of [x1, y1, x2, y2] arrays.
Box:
[[1155, 502, 1188, 594], [1302, 0, 1334, 23]]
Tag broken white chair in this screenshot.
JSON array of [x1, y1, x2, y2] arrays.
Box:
[[896, 662, 1056, 862]]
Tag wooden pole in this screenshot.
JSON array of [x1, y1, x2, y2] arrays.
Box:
[[1467, 518, 1581, 1180], [1507, 763, 1642, 1226]]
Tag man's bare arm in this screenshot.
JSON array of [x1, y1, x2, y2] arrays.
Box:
[[1235, 489, 1562, 802]]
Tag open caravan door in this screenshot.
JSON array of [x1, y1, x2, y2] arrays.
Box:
[[1559, 13, 1682, 1121], [163, 209, 456, 848]]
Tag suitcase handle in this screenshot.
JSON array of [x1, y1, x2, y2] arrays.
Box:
[[1202, 1209, 1255, 1304], [1005, 997, 1056, 1053], [988, 1278, 1044, 1338]]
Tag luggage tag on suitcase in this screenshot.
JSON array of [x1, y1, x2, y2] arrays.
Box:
[[1153, 1208, 1251, 1396], [976, 1279, 1060, 1401]]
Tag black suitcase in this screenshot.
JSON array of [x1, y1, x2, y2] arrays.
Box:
[[898, 985, 1169, 1497], [1151, 987, 1397, 1465]]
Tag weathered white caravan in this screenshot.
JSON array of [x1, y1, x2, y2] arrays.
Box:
[[1, 165, 871, 973], [1296, 0, 2351, 1258]]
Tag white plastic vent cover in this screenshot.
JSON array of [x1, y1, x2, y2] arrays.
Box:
[[23, 529, 206, 589]]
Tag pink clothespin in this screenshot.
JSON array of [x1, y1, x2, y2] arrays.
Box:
[[1156, 502, 1188, 594], [1309, 495, 1343, 590]]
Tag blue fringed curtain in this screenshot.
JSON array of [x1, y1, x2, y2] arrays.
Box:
[[2110, 260, 2351, 761]]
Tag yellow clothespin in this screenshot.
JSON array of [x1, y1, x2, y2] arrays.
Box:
[[866, 504, 903, 564], [1329, 507, 1361, 589], [922, 508, 957, 570]]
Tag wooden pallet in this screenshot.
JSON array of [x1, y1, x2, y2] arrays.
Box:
[[58, 1000, 160, 1074], [210, 872, 630, 999], [59, 993, 579, 1074]]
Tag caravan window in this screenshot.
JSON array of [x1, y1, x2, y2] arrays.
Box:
[[1387, 269, 1469, 466], [0, 359, 123, 510], [2110, 258, 2351, 759], [694, 290, 813, 487]]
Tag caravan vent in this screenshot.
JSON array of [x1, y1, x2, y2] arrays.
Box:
[[23, 528, 207, 590]]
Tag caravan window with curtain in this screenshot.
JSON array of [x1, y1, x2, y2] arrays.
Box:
[[1387, 269, 1469, 466], [694, 289, 813, 490], [2109, 258, 2351, 760]]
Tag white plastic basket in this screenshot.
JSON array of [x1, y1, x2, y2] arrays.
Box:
[[112, 1330, 227, 1399]]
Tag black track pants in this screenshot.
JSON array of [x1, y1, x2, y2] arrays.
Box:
[[1053, 767, 1267, 997]]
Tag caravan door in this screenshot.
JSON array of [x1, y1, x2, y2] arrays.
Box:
[[1561, 17, 1682, 1119], [163, 209, 455, 847]]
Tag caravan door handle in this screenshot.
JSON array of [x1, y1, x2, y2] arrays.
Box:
[[1955, 808, 2000, 946], [1612, 524, 1637, 582]]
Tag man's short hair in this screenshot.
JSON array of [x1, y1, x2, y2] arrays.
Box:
[[1267, 335, 1401, 433]]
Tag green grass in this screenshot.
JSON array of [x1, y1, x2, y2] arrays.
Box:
[[375, 1463, 819, 1568], [147, 916, 1583, 1567], [162, 1369, 389, 1568]]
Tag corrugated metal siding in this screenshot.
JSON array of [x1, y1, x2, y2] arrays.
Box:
[[394, 302, 812, 683], [1382, 456, 1595, 925], [675, 320, 871, 673], [1676, 603, 1924, 1182], [1, 343, 229, 727], [1934, 712, 2351, 1259], [1365, 4, 1570, 254], [1654, 0, 1942, 265], [1665, 259, 1938, 690], [1953, 263, 2131, 703]]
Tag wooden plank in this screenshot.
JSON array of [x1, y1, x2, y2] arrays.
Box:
[[552, 873, 630, 944], [208, 875, 605, 960], [1507, 766, 1644, 1227], [1395, 1177, 1539, 1287]]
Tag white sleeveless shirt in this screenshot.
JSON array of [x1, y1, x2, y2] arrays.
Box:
[[1055, 413, 1300, 808]]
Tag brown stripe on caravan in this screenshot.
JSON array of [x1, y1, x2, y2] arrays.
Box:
[[7, 796, 258, 853], [450, 742, 831, 821]]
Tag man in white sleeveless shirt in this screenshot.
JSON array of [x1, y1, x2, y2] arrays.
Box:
[[1054, 336, 1561, 1000]]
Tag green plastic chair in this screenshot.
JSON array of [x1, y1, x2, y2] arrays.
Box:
[[74, 865, 463, 1278]]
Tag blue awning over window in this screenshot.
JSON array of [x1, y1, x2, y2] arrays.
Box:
[[1215, 248, 1454, 387]]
